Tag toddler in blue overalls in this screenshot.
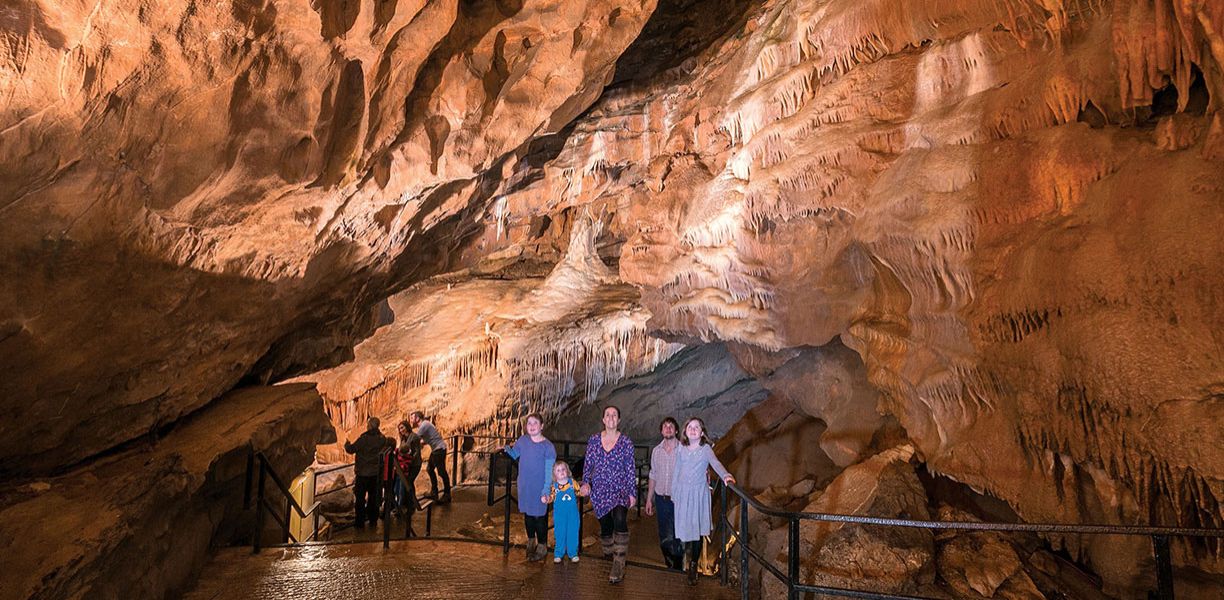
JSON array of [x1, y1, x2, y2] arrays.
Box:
[[542, 460, 585, 563]]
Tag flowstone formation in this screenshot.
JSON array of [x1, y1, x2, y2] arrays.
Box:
[[303, 213, 684, 458], [483, 0, 1224, 593]]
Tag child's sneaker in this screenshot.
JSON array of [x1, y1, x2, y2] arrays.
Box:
[[553, 556, 561, 563], [571, 556, 580, 563]]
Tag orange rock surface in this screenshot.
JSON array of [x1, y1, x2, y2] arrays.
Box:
[[2, 0, 1222, 594]]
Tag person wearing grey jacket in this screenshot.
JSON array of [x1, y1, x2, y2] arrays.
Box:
[[344, 417, 394, 527]]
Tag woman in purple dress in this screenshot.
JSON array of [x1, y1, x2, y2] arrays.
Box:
[[581, 405, 637, 584]]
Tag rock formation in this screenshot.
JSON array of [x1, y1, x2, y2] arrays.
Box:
[[2, 0, 1222, 597], [0, 383, 333, 599]]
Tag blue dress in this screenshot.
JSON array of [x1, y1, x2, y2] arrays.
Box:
[[506, 435, 556, 517]]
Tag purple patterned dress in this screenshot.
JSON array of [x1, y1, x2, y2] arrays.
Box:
[[583, 432, 636, 518]]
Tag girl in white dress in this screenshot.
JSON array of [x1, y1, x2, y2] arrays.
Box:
[[670, 417, 735, 585]]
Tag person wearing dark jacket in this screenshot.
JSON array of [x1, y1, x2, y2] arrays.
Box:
[[344, 417, 394, 528]]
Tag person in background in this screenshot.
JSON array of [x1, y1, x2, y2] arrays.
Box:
[[543, 459, 586, 564], [395, 419, 423, 536], [503, 413, 557, 561], [671, 417, 735, 586], [410, 411, 451, 503], [581, 406, 637, 584], [343, 417, 394, 528], [644, 416, 684, 570]]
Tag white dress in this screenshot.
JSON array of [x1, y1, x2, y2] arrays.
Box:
[[670, 444, 730, 542]]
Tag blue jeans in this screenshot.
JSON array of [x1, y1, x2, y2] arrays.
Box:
[[654, 493, 684, 570]]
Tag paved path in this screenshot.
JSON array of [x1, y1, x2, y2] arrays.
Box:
[[321, 485, 701, 570], [184, 539, 737, 600]]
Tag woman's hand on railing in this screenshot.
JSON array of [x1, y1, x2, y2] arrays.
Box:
[[722, 474, 736, 485]]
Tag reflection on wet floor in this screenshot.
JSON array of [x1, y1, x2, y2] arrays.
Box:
[[184, 539, 737, 599], [321, 485, 675, 569]]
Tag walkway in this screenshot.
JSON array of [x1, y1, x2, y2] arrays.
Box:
[[324, 486, 675, 567], [184, 539, 736, 599]]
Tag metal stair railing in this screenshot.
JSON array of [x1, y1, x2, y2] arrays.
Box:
[[712, 479, 1224, 600], [250, 432, 652, 553], [242, 450, 324, 553]]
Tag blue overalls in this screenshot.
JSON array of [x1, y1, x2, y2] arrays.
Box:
[[550, 479, 580, 559]]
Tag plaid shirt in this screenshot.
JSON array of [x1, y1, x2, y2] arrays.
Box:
[[649, 440, 679, 497]]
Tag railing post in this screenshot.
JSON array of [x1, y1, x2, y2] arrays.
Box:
[[740, 497, 749, 600], [383, 483, 392, 549], [720, 481, 729, 586], [503, 457, 513, 555], [426, 503, 433, 537], [311, 467, 319, 540], [636, 465, 643, 517], [254, 458, 266, 554], [787, 518, 800, 600], [451, 435, 459, 486], [487, 452, 498, 505], [243, 449, 254, 509], [282, 492, 292, 543], [1152, 535, 1175, 600]]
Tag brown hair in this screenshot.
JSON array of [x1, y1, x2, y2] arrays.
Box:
[[603, 405, 621, 419], [680, 417, 710, 447], [660, 417, 679, 433], [526, 413, 544, 425]]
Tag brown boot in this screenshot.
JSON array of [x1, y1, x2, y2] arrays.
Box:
[[532, 541, 550, 562], [609, 532, 629, 584], [526, 538, 538, 561], [600, 535, 614, 559]]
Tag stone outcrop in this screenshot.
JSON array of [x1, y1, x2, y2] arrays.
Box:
[[0, 383, 333, 600], [781, 445, 936, 597]]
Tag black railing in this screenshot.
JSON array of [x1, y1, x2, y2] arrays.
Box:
[[246, 436, 1222, 598], [243, 451, 324, 553], [713, 479, 1224, 600]]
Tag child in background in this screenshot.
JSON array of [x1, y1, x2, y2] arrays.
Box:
[[542, 460, 586, 563]]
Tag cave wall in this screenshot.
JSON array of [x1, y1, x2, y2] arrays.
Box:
[[0, 0, 656, 477], [0, 383, 334, 600], [3, 0, 1223, 594], [481, 0, 1224, 583]]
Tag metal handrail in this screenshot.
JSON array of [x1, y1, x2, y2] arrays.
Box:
[[257, 432, 652, 552], [244, 450, 325, 552], [713, 480, 1224, 600]]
